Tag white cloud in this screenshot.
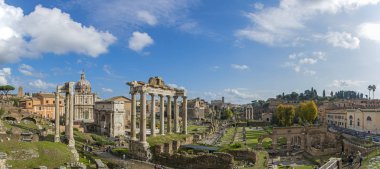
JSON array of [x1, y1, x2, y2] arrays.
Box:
[[103, 65, 112, 75], [0, 67, 11, 85], [235, 0, 380, 45], [137, 10, 157, 26], [168, 83, 186, 90], [72, 0, 197, 31], [285, 51, 326, 76], [101, 87, 113, 93], [128, 31, 154, 52], [325, 32, 360, 49], [18, 64, 44, 77], [231, 64, 249, 71], [330, 80, 367, 88], [358, 22, 380, 43], [203, 88, 259, 104], [28, 79, 55, 89], [210, 66, 220, 71], [253, 3, 264, 10], [0, 1, 116, 63]]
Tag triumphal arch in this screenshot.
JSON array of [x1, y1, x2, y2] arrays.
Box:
[[127, 77, 188, 160]]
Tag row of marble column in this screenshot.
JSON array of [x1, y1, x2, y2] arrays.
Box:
[[245, 107, 254, 120], [131, 92, 188, 145], [54, 91, 75, 148]]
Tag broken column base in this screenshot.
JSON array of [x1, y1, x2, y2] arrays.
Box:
[[69, 145, 79, 162], [128, 140, 152, 161]]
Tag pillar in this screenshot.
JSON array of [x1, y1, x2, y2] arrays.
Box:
[[54, 91, 60, 142], [110, 113, 114, 137], [65, 93, 70, 139], [167, 96, 172, 134], [68, 90, 75, 147], [150, 94, 156, 136], [131, 92, 137, 140], [246, 108, 248, 120], [140, 91, 147, 144], [174, 96, 179, 133], [159, 94, 165, 135], [182, 96, 188, 134]]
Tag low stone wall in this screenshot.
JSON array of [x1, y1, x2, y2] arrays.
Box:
[[227, 150, 256, 163], [0, 152, 6, 169], [153, 152, 234, 169], [308, 147, 340, 156]]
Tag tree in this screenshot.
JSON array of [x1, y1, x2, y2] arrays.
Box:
[[368, 85, 372, 100], [0, 85, 15, 99], [323, 90, 326, 98], [276, 104, 295, 126], [298, 101, 318, 124], [330, 91, 333, 97], [372, 85, 376, 99], [224, 108, 234, 120]]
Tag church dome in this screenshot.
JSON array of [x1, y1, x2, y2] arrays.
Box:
[[75, 71, 91, 94]]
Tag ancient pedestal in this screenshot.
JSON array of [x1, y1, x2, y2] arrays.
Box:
[[128, 140, 152, 161]]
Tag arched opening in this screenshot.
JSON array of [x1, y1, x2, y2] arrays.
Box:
[[21, 117, 37, 124], [3, 116, 17, 123], [367, 116, 372, 121]]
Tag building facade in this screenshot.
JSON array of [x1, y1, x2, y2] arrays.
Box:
[[326, 110, 346, 128], [20, 93, 65, 119], [74, 71, 96, 123], [187, 98, 207, 120], [346, 109, 380, 134], [94, 100, 126, 137]]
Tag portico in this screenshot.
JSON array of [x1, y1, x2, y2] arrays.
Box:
[[127, 77, 188, 146]]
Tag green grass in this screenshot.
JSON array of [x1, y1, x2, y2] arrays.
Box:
[[0, 141, 74, 169], [363, 149, 380, 168], [111, 148, 129, 158], [253, 151, 268, 169], [147, 134, 191, 146], [187, 125, 208, 134], [220, 127, 236, 144]]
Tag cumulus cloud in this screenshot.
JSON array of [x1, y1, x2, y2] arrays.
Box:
[[101, 87, 113, 93], [28, 79, 55, 89], [285, 51, 326, 76], [325, 32, 360, 49], [0, 67, 11, 85], [0, 1, 116, 63], [235, 0, 380, 45], [358, 22, 380, 43], [231, 64, 249, 71], [137, 10, 157, 26], [128, 31, 154, 52]]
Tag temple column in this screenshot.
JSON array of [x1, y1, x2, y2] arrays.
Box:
[[140, 91, 147, 144], [245, 108, 248, 120], [182, 96, 188, 134], [173, 96, 179, 133], [110, 113, 114, 137], [54, 91, 60, 142], [65, 93, 70, 139], [68, 90, 75, 147], [159, 94, 165, 135], [150, 94, 156, 136], [131, 92, 137, 140], [167, 96, 172, 134]]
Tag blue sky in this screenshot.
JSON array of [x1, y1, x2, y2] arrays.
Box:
[[1, 0, 380, 103]]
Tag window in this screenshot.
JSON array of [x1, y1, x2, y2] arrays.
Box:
[[367, 116, 372, 121], [28, 103, 31, 106], [357, 118, 360, 126], [46, 100, 49, 104], [350, 120, 353, 125], [349, 115, 353, 120]]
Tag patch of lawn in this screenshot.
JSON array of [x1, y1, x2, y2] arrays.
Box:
[[0, 141, 74, 169], [187, 125, 208, 134], [147, 134, 191, 146]]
